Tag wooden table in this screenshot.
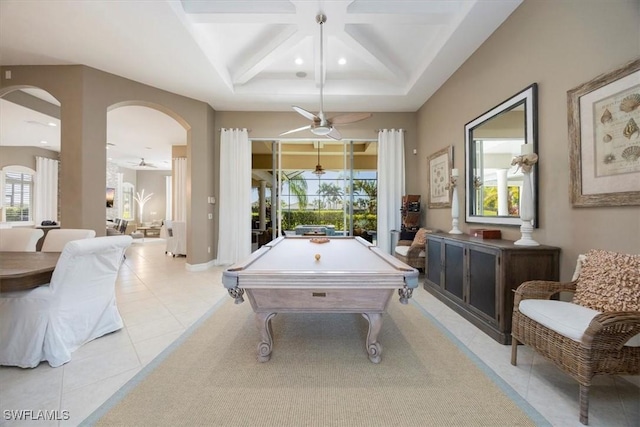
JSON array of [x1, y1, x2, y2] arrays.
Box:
[[223, 236, 418, 363], [0, 252, 60, 293]]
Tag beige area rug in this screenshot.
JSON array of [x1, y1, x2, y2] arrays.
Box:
[[84, 298, 548, 426]]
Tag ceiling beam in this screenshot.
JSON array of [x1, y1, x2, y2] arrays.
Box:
[[233, 26, 302, 85], [341, 26, 406, 83]]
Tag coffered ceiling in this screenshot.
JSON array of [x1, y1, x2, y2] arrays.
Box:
[[0, 0, 522, 169]]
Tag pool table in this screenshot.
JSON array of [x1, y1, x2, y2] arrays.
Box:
[[222, 236, 419, 363]]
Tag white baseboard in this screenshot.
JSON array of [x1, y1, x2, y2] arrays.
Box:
[[185, 259, 219, 271]]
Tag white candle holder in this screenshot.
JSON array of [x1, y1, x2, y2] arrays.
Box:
[[511, 152, 539, 246], [448, 175, 462, 235]]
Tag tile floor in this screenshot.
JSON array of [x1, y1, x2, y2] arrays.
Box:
[[0, 239, 638, 427]]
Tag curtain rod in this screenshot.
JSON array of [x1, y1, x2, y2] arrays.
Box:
[[219, 128, 252, 132], [374, 129, 405, 133]]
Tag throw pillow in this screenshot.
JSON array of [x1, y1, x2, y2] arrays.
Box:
[[411, 228, 431, 247], [572, 249, 640, 312]]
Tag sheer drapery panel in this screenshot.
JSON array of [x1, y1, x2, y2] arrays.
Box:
[[377, 130, 405, 254], [173, 157, 187, 222], [34, 157, 59, 224], [217, 128, 251, 265]]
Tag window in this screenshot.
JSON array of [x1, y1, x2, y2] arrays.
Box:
[[3, 169, 33, 222]]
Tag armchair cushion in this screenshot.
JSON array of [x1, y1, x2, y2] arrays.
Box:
[[519, 300, 600, 343], [572, 249, 640, 312], [395, 245, 425, 258]]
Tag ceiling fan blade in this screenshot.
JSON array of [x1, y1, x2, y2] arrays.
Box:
[[329, 112, 372, 125], [292, 106, 319, 122], [326, 127, 342, 140], [279, 125, 311, 136]]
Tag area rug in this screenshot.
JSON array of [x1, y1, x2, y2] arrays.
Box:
[[83, 297, 549, 426]]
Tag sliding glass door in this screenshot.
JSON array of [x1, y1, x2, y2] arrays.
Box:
[[251, 139, 377, 246]]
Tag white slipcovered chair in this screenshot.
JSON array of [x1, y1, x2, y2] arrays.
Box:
[[166, 220, 186, 257], [0, 228, 44, 252], [41, 228, 96, 252], [0, 235, 132, 368], [162, 220, 173, 253], [159, 220, 170, 239]]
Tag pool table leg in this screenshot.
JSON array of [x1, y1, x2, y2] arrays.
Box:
[[362, 312, 383, 364], [255, 312, 277, 362]]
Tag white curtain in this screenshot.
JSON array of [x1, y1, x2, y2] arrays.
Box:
[[116, 173, 123, 218], [165, 175, 172, 221], [377, 130, 405, 254], [173, 157, 187, 222], [217, 128, 251, 265], [34, 157, 59, 224]]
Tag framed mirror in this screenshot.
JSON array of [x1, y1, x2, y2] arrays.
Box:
[[465, 83, 538, 226]]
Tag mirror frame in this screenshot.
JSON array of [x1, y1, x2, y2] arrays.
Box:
[[464, 83, 538, 227]]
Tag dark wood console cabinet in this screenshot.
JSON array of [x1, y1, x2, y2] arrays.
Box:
[[424, 233, 560, 344]]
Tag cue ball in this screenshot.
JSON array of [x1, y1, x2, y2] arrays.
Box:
[[315, 253, 321, 261]]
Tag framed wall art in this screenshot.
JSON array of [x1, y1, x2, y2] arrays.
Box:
[[568, 57, 640, 207], [427, 146, 453, 208]]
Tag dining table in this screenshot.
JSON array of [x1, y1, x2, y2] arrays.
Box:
[[0, 252, 60, 293]]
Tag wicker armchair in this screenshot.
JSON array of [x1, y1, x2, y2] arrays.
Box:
[[393, 229, 430, 270], [394, 239, 425, 270], [511, 278, 640, 425]]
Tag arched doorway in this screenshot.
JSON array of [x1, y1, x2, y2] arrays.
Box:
[[0, 87, 61, 227], [106, 103, 188, 242]]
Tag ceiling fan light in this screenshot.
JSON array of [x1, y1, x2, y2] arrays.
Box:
[[311, 125, 331, 136]]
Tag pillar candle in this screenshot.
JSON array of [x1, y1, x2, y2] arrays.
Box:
[[521, 144, 533, 155]]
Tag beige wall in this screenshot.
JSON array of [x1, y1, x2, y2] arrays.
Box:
[[0, 65, 216, 266], [0, 146, 59, 169], [416, 0, 640, 279]]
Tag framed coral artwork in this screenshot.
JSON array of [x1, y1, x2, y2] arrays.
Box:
[[568, 58, 640, 206], [427, 146, 452, 208]]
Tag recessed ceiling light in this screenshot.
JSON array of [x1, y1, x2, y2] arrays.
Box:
[[40, 140, 48, 144], [48, 122, 57, 127], [338, 58, 347, 65], [294, 57, 304, 65], [145, 147, 152, 150]]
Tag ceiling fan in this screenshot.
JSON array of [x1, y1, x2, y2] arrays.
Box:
[[132, 158, 156, 168], [280, 14, 372, 141]]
